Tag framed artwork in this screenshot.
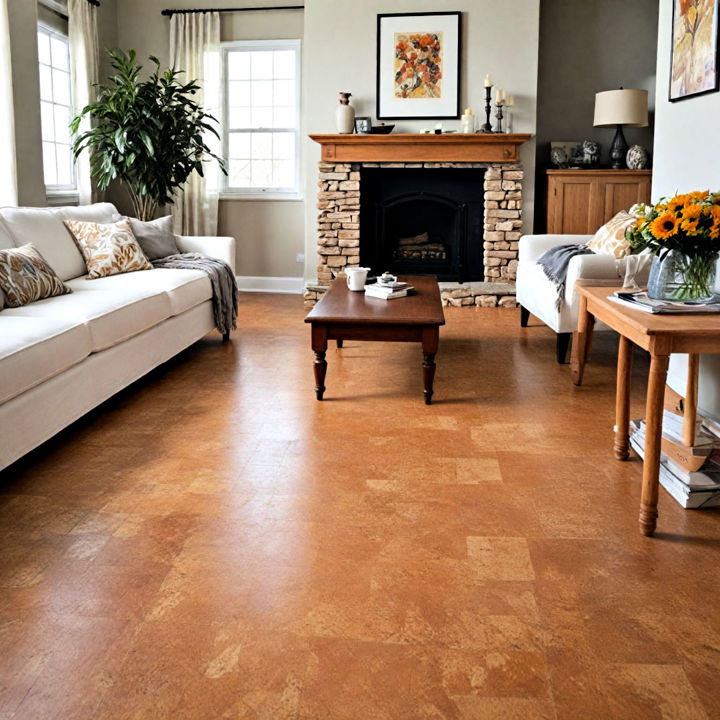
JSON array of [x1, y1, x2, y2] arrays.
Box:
[[670, 0, 719, 101], [376, 11, 461, 120], [354, 117, 372, 134]]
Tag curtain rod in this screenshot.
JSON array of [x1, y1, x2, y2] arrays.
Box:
[[161, 6, 303, 17]]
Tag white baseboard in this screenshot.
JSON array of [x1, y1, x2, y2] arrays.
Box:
[[235, 275, 304, 294]]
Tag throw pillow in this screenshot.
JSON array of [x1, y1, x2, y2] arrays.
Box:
[[114, 214, 179, 261], [587, 211, 637, 259], [0, 243, 72, 308], [63, 218, 152, 279]]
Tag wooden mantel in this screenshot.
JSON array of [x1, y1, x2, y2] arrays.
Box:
[[310, 133, 532, 164]]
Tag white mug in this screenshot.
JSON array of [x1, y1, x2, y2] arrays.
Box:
[[346, 267, 370, 291]]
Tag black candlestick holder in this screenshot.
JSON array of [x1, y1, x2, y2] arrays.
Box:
[[479, 86, 493, 133], [494, 103, 504, 133]]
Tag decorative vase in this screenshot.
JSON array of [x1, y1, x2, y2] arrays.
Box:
[[647, 250, 717, 304], [627, 144, 649, 170], [335, 92, 355, 134]]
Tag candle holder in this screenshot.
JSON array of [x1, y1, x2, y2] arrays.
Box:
[[494, 102, 504, 133], [479, 86, 493, 133]]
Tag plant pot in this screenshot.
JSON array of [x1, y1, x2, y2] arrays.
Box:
[[647, 250, 718, 304]]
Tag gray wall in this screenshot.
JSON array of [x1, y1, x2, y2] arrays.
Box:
[[535, 0, 659, 229]]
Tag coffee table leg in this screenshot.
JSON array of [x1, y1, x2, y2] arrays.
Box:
[[614, 335, 633, 461], [422, 327, 439, 405], [311, 325, 328, 401]]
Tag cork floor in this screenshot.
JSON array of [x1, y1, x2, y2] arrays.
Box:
[[1, 294, 720, 720]]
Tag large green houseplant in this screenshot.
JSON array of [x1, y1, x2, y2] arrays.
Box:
[[71, 49, 225, 221]]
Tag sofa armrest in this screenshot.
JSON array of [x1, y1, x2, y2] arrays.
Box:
[[176, 235, 236, 274], [519, 234, 593, 264]]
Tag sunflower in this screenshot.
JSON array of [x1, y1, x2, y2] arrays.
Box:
[[650, 211, 680, 239], [710, 222, 720, 240], [681, 203, 703, 221], [687, 190, 709, 202], [682, 216, 701, 235], [668, 194, 689, 213]]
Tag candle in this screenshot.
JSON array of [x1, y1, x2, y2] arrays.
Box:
[[506, 94, 514, 106], [495, 88, 505, 104], [484, 74, 492, 88]]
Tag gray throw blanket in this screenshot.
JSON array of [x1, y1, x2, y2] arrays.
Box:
[[153, 253, 238, 336], [537, 244, 595, 310]]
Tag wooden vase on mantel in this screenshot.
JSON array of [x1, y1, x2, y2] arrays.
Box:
[[335, 92, 355, 134]]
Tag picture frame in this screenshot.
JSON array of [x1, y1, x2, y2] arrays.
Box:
[[376, 11, 461, 120], [669, 0, 719, 101], [354, 117, 372, 134]]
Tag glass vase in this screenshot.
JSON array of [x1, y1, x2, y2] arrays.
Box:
[[647, 250, 718, 304]]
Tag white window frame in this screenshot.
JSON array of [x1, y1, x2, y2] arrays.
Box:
[[219, 39, 302, 201], [37, 22, 77, 201]]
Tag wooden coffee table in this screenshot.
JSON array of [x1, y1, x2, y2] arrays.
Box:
[[304, 275, 445, 404]]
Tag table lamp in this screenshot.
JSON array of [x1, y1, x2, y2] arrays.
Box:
[[593, 88, 648, 169]]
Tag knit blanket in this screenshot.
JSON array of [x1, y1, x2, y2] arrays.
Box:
[[537, 244, 595, 310], [153, 253, 238, 336]]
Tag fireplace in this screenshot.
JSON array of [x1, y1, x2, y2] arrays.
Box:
[[359, 167, 485, 283]]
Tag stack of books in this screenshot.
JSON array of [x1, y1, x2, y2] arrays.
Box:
[[629, 412, 720, 508], [364, 279, 414, 301], [609, 291, 720, 314]]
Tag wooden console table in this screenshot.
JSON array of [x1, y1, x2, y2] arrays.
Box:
[[571, 285, 720, 536]]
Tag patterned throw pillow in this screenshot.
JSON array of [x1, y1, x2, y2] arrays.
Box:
[[586, 211, 637, 259], [63, 218, 152, 279], [0, 243, 72, 308]]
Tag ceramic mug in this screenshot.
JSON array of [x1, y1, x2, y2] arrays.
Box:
[[346, 267, 370, 291]]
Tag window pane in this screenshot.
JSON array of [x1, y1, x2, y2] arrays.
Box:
[[273, 50, 295, 79], [228, 81, 251, 106], [56, 144, 72, 185], [42, 142, 57, 185], [273, 160, 294, 188], [52, 69, 71, 106], [250, 51, 273, 80], [251, 80, 272, 107], [229, 106, 252, 129], [54, 105, 71, 143], [39, 65, 53, 102], [251, 107, 272, 128], [41, 102, 55, 142], [229, 158, 251, 188], [273, 79, 295, 108], [251, 133, 272, 159], [251, 159, 272, 188], [228, 52, 250, 80], [272, 106, 296, 129], [37, 32, 51, 65], [272, 132, 295, 160], [228, 133, 251, 159], [50, 36, 69, 71]]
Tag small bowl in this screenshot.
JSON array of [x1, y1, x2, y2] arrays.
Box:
[[371, 124, 395, 134]]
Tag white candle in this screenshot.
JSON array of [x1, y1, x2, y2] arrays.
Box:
[[495, 89, 504, 103], [506, 94, 514, 106], [484, 74, 492, 88]]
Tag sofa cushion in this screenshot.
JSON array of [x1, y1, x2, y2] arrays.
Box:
[[52, 202, 118, 225], [587, 211, 636, 259], [0, 244, 72, 308], [0, 218, 14, 251], [116, 215, 179, 261], [2, 281, 171, 352], [0, 315, 92, 404], [0, 207, 87, 281], [66, 268, 211, 316]]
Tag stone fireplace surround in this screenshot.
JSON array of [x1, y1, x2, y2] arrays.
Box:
[[305, 135, 530, 308]]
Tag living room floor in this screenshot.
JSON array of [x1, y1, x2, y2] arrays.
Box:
[[1, 294, 719, 720]]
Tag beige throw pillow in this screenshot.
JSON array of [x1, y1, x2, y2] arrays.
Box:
[[64, 218, 152, 279], [586, 211, 637, 259], [0, 243, 72, 308]]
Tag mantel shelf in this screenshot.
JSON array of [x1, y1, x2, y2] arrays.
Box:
[[309, 133, 533, 164]]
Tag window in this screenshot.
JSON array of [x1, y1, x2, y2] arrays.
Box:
[[37, 24, 75, 191], [221, 40, 301, 198]]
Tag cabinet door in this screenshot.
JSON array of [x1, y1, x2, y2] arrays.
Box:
[[548, 177, 597, 234], [602, 177, 652, 222]]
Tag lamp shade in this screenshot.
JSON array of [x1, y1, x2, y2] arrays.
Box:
[[593, 89, 648, 127]]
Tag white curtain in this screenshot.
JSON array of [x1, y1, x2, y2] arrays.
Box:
[[169, 11, 221, 236], [68, 0, 99, 205], [0, 0, 17, 206]]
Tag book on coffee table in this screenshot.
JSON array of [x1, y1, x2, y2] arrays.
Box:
[[365, 283, 414, 300]]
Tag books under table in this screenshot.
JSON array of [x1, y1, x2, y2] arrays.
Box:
[[630, 418, 720, 509], [608, 291, 720, 314], [364, 281, 415, 301]]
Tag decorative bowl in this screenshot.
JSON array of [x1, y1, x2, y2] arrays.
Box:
[[371, 124, 395, 134]]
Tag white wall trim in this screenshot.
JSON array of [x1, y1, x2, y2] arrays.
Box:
[[235, 275, 304, 294]]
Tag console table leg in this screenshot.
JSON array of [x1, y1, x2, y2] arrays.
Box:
[[336, 339, 343, 349], [423, 354, 436, 405], [614, 335, 633, 460], [314, 351, 327, 401]]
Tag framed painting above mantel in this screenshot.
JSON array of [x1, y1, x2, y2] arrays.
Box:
[[376, 11, 461, 120]]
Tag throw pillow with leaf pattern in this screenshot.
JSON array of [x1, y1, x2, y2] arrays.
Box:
[[64, 218, 152, 279], [0, 243, 72, 308]]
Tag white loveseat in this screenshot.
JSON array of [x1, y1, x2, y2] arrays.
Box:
[[0, 202, 236, 471]]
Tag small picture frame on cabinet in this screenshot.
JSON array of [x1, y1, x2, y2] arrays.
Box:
[[354, 117, 372, 134]]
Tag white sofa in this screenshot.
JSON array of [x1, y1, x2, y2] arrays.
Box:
[[0, 202, 236, 472], [516, 233, 651, 362]]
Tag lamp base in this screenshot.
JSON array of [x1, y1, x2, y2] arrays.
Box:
[[610, 124, 628, 170]]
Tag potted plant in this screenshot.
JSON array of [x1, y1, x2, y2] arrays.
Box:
[[71, 49, 225, 221], [626, 192, 720, 303]]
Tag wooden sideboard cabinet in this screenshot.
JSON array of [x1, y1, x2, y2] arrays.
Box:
[[546, 169, 652, 234]]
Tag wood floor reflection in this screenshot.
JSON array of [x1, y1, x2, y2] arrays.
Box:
[[1, 294, 719, 719]]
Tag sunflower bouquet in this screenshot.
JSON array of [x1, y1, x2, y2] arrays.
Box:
[[626, 191, 720, 301]]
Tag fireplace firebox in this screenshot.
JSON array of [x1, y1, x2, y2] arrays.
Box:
[[359, 168, 486, 283]]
